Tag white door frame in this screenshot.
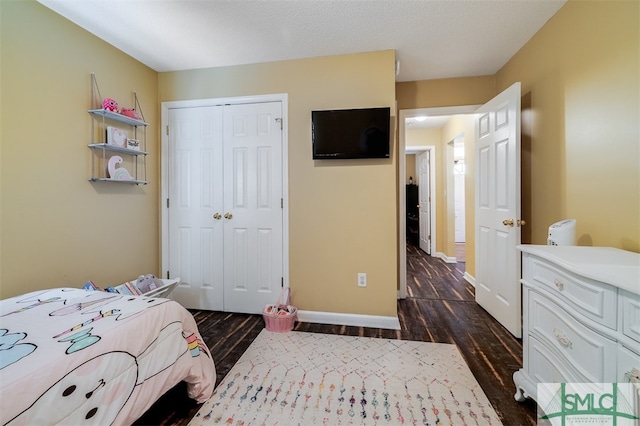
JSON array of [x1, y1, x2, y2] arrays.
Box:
[[398, 106, 477, 299], [161, 94, 290, 291]]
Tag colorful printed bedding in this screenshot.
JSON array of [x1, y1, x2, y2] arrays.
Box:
[[0, 287, 216, 425]]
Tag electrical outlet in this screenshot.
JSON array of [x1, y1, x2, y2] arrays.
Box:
[[358, 272, 367, 287]]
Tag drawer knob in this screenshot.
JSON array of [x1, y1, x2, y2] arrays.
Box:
[[554, 279, 564, 291], [553, 328, 573, 349]]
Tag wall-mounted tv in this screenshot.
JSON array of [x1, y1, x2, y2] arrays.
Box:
[[312, 107, 390, 159]]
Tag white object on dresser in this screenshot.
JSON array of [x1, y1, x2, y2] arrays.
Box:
[[514, 245, 640, 404]]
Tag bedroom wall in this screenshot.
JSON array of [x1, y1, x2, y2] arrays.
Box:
[[441, 114, 476, 268], [158, 51, 398, 318], [0, 1, 159, 299], [405, 154, 416, 185], [496, 0, 639, 252], [396, 76, 495, 111]]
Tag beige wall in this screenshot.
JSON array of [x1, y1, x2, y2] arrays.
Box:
[[397, 76, 495, 111], [406, 127, 442, 149], [496, 0, 639, 251], [405, 154, 416, 185], [0, 1, 159, 298], [441, 115, 476, 271], [159, 51, 398, 317]]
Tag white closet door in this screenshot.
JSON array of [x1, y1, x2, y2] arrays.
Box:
[[222, 102, 284, 313], [168, 106, 224, 310]]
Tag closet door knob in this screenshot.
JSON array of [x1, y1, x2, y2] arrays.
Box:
[[224, 212, 233, 219], [503, 218, 514, 227], [213, 213, 221, 220]]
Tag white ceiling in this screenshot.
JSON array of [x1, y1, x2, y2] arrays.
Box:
[[406, 115, 451, 129], [37, 0, 566, 83]]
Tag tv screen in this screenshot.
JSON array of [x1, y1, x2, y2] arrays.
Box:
[[312, 107, 390, 159]]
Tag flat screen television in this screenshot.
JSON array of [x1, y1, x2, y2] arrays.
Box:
[[312, 107, 390, 159]]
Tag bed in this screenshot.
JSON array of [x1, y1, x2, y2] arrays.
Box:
[[0, 285, 216, 425]]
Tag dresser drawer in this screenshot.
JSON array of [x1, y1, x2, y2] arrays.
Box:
[[527, 335, 579, 384], [621, 290, 640, 344], [617, 344, 640, 383], [525, 255, 617, 329], [528, 290, 617, 383]]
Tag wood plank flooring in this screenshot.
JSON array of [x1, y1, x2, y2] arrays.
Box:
[[135, 243, 537, 425]]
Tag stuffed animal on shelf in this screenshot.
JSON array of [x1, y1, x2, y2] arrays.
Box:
[[107, 155, 134, 180], [120, 108, 141, 120], [102, 98, 118, 112]]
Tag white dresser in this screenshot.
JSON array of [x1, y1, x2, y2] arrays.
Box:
[[514, 245, 640, 403]]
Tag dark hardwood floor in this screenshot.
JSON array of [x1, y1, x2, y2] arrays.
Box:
[[135, 243, 537, 425]]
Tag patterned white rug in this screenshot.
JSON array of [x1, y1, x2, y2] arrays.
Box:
[[189, 329, 502, 425]]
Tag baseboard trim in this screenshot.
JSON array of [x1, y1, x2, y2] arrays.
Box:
[[296, 310, 401, 330], [435, 251, 457, 263], [463, 272, 476, 287]]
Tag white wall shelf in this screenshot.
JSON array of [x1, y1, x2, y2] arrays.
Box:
[[87, 73, 148, 185], [88, 109, 148, 127], [88, 143, 148, 156]]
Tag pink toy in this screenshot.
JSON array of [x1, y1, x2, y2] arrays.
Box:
[[120, 108, 141, 120], [102, 98, 118, 112]]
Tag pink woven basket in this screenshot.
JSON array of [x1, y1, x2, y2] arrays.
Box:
[[263, 288, 297, 332]]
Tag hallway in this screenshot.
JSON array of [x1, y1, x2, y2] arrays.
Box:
[[405, 242, 472, 301]]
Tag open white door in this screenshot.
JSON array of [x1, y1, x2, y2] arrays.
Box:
[[417, 150, 431, 254], [475, 82, 522, 338]]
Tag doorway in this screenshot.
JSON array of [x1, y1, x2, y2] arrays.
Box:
[[398, 106, 477, 299], [404, 148, 433, 255], [398, 87, 523, 338]]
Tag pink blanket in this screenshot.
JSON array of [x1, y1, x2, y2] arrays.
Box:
[[0, 288, 215, 425]]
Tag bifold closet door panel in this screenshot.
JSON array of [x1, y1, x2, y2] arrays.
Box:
[[222, 102, 284, 314], [168, 106, 225, 311]]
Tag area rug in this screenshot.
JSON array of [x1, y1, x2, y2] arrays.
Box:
[[189, 329, 501, 425]]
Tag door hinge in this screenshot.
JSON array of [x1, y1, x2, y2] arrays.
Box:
[[166, 198, 170, 208], [281, 277, 284, 287], [166, 125, 169, 136], [166, 271, 170, 279], [275, 117, 283, 130], [281, 198, 283, 209]]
